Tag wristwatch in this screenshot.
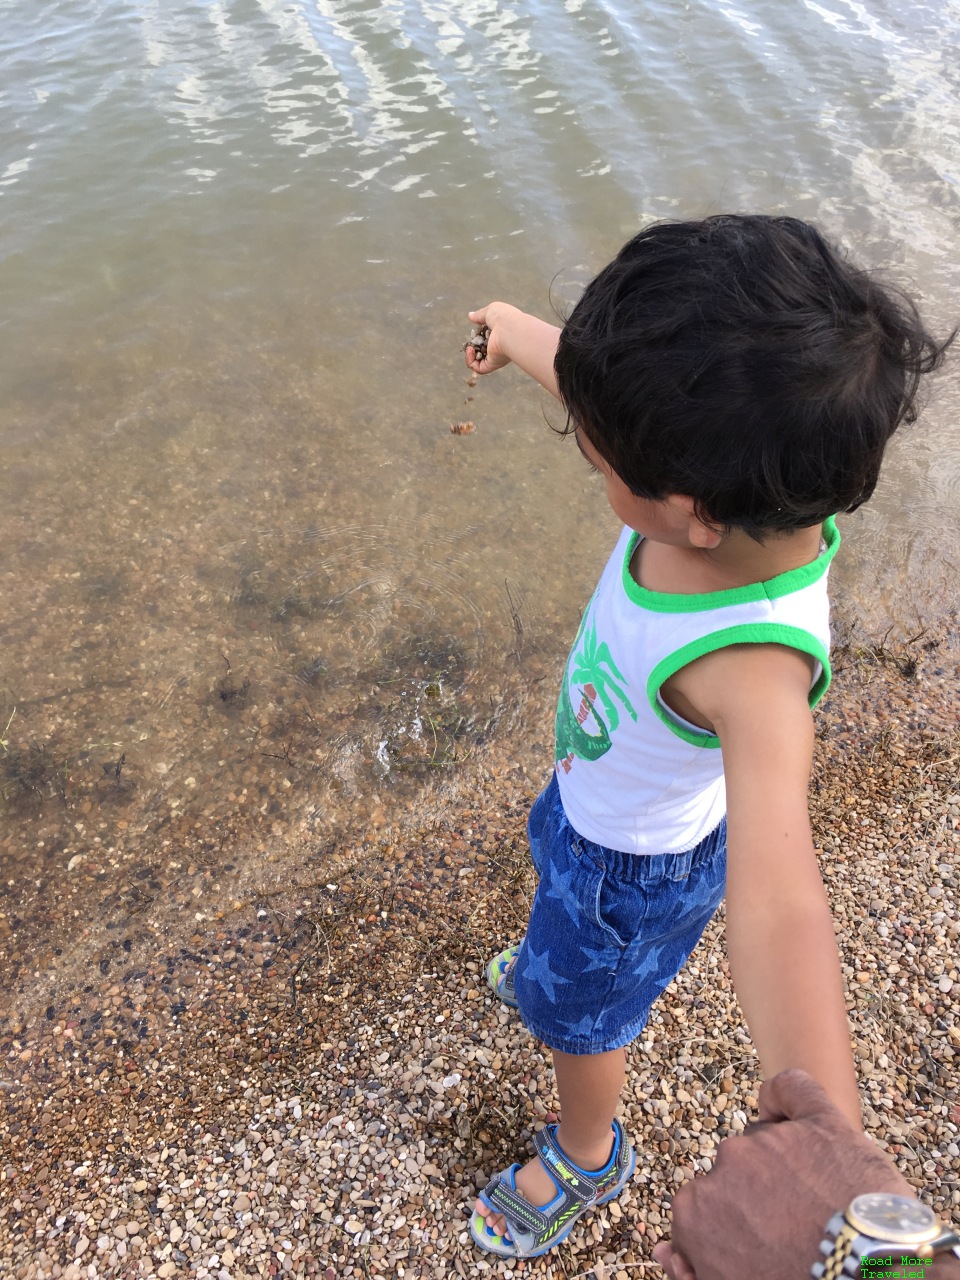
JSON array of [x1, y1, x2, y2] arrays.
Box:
[[812, 1192, 960, 1278]]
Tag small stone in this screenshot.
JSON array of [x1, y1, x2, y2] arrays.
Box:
[[233, 1193, 252, 1213]]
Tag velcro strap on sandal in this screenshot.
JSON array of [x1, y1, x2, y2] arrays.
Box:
[[533, 1127, 601, 1205], [483, 1176, 553, 1234], [500, 964, 516, 1002]]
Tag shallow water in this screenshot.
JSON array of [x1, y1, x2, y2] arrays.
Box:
[[2, 0, 959, 1000]]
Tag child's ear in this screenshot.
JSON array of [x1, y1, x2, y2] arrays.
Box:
[[668, 495, 724, 548]]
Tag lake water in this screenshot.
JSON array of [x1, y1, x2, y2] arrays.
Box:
[[1, 0, 959, 997]]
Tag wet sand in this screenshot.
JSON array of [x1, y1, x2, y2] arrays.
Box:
[[1, 610, 958, 1278]]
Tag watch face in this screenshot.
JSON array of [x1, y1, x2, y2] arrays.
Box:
[[847, 1193, 938, 1245]]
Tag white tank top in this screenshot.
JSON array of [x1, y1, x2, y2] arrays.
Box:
[[555, 519, 838, 855]]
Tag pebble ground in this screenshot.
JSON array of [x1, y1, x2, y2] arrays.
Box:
[[2, 616, 958, 1279]]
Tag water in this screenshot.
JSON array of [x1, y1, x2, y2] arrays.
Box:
[[2, 0, 959, 998]]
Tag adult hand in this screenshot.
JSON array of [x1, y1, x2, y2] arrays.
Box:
[[652, 1068, 912, 1280]]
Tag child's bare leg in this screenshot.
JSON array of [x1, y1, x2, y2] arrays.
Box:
[[475, 1047, 626, 1237]]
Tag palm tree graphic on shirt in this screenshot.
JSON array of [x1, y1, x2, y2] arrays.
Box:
[[555, 612, 637, 767]]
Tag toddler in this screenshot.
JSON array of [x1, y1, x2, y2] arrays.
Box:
[[463, 215, 949, 1259]]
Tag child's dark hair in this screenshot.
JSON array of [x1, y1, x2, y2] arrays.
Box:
[[555, 215, 954, 539]]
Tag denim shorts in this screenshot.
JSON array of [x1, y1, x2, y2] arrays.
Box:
[[511, 772, 727, 1055]]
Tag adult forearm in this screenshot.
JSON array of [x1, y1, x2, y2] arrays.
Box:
[[726, 894, 861, 1129]]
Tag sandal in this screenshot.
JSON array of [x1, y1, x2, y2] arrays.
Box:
[[469, 1119, 635, 1258], [485, 943, 520, 1009]]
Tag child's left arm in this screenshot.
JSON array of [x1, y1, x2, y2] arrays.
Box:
[[680, 642, 862, 1130]]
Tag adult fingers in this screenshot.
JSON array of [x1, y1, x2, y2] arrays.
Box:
[[652, 1241, 698, 1280], [757, 1068, 838, 1125], [651, 1241, 674, 1275]]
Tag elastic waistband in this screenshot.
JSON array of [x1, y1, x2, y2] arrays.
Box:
[[543, 771, 726, 883]]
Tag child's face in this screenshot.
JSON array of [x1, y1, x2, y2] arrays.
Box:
[[574, 427, 701, 546]]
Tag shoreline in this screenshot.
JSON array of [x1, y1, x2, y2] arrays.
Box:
[[1, 614, 958, 1278]]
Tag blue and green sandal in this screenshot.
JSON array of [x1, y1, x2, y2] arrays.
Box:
[[485, 943, 520, 1009], [469, 1119, 635, 1258]]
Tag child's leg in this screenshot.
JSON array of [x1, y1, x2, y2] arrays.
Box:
[[554, 1047, 627, 1165], [474, 1046, 626, 1236], [473, 782, 727, 1252]]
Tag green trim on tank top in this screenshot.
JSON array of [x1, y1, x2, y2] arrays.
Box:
[[621, 516, 840, 613], [646, 623, 833, 748]]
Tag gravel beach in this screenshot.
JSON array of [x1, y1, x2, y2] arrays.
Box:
[[2, 612, 958, 1279]]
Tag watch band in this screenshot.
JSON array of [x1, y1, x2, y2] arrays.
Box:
[[811, 1213, 865, 1279], [813, 1206, 960, 1279]]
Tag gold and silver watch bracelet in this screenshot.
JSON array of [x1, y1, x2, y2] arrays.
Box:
[[811, 1193, 960, 1279]]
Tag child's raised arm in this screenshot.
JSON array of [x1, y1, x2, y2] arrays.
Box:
[[466, 303, 562, 399]]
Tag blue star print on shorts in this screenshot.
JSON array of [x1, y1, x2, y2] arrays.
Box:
[[511, 773, 727, 1055]]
